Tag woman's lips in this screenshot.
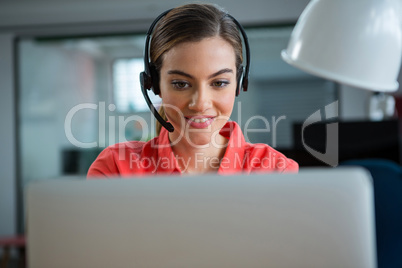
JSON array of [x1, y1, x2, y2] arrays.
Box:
[[185, 116, 215, 128]]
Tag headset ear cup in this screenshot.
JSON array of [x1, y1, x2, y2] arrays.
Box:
[[149, 64, 160, 95], [242, 75, 248, 92], [236, 66, 244, 97], [140, 72, 153, 90]]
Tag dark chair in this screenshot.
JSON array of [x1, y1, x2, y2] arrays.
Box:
[[340, 159, 402, 268]]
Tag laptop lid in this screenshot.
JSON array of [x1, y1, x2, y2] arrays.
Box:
[[26, 167, 376, 268]]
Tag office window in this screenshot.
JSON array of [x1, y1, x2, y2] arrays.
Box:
[[113, 58, 161, 113]]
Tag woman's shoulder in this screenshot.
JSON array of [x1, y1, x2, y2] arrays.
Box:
[[243, 142, 299, 172], [106, 140, 148, 152], [87, 139, 157, 178]]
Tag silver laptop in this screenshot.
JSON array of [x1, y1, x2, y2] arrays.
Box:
[[26, 167, 377, 268]]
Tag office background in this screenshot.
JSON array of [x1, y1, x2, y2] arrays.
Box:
[[1, 0, 402, 239]]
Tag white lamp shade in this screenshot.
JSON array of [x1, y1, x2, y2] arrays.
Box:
[[281, 0, 402, 92]]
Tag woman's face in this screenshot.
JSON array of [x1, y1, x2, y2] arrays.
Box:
[[159, 36, 237, 148]]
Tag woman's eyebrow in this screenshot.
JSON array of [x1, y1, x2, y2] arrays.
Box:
[[208, 68, 233, 79], [167, 68, 233, 79], [167, 70, 194, 78]]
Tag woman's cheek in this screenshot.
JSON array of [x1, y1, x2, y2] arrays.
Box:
[[162, 98, 185, 124]]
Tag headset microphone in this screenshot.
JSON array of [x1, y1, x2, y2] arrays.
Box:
[[140, 72, 175, 132], [140, 8, 250, 133]]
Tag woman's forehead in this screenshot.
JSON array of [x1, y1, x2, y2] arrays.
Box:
[[161, 37, 237, 71]]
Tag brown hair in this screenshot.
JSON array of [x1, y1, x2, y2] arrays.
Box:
[[150, 3, 244, 135]]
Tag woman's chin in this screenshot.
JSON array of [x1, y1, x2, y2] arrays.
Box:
[[168, 122, 226, 149], [185, 135, 213, 148], [185, 131, 227, 150]]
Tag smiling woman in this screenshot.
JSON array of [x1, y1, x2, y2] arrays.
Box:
[[87, 3, 298, 176], [159, 38, 237, 149]]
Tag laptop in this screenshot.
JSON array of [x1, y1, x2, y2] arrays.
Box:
[[26, 167, 376, 268]]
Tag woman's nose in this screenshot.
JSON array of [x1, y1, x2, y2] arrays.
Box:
[[188, 86, 212, 112]]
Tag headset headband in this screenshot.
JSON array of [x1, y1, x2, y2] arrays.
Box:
[[143, 9, 173, 76]]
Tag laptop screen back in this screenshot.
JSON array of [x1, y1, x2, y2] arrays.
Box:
[[27, 167, 376, 268]]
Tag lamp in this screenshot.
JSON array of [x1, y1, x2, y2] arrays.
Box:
[[281, 0, 402, 92]]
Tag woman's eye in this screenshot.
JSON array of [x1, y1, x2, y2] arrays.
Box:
[[212, 81, 229, 88], [172, 81, 189, 89]]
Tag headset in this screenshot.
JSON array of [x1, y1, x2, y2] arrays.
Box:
[[140, 8, 250, 132]]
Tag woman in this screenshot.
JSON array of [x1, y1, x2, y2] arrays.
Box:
[[87, 3, 298, 177]]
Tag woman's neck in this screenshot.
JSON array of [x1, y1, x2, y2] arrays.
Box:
[[170, 135, 228, 174]]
